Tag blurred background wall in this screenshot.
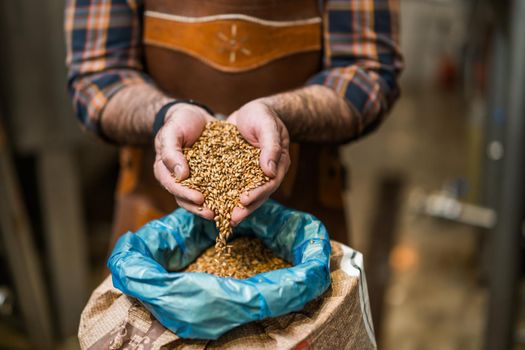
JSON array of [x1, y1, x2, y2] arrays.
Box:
[[0, 0, 117, 347], [0, 0, 524, 349]]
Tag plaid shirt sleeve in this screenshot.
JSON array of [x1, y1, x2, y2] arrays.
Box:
[[65, 0, 149, 135], [309, 0, 404, 139], [66, 0, 402, 138]]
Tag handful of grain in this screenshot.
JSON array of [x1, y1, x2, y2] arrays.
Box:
[[179, 121, 269, 254], [184, 236, 291, 279]]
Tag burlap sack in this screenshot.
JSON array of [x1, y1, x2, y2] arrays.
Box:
[[79, 242, 376, 349]]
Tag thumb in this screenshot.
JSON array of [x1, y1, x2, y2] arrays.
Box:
[[156, 128, 190, 181], [167, 149, 189, 181], [257, 121, 281, 178]]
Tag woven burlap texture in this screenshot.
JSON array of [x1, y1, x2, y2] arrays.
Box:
[[78, 242, 376, 349]]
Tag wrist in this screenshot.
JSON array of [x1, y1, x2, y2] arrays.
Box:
[[251, 96, 275, 110], [153, 99, 214, 136], [255, 97, 289, 133], [164, 103, 200, 123], [255, 94, 288, 121]]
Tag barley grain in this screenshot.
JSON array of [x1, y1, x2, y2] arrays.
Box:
[[184, 236, 291, 279], [178, 121, 270, 255]]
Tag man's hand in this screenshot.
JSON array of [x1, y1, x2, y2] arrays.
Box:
[[154, 104, 215, 219], [227, 99, 290, 225]]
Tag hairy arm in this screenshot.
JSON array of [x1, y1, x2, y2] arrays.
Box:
[[100, 84, 171, 144], [261, 85, 358, 144], [262, 0, 404, 144]]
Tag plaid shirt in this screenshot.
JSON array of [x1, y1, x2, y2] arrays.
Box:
[[65, 0, 403, 138]]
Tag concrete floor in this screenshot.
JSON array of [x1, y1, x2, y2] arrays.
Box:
[[341, 88, 488, 349]]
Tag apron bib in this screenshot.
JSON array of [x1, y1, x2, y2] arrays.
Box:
[[111, 0, 349, 249]]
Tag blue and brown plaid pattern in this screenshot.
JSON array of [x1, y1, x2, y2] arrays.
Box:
[[65, 0, 403, 137], [309, 0, 403, 136]]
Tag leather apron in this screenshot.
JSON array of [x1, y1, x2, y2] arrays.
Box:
[[110, 0, 349, 250]]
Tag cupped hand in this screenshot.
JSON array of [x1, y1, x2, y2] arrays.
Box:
[[154, 103, 215, 219], [227, 99, 290, 225]]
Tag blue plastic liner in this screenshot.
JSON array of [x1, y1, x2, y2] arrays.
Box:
[[108, 200, 331, 340]]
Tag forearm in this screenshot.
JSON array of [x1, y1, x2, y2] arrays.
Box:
[[261, 85, 358, 144], [101, 84, 171, 145]]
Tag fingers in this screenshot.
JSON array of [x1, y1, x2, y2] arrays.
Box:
[[231, 151, 290, 225], [155, 107, 213, 181], [231, 196, 268, 226], [153, 107, 219, 220], [257, 120, 282, 178], [240, 151, 290, 207], [175, 198, 215, 220], [155, 127, 190, 181], [240, 179, 278, 207], [154, 158, 204, 204], [155, 159, 216, 219], [227, 101, 290, 179]]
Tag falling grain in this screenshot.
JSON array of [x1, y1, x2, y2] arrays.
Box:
[[179, 121, 270, 254], [184, 236, 291, 279]]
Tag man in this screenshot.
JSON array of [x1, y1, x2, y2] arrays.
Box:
[[65, 0, 403, 246]]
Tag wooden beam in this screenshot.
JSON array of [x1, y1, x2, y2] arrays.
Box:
[[0, 120, 54, 347], [38, 149, 89, 338]]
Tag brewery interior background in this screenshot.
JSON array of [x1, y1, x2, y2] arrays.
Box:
[[0, 0, 524, 349]]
